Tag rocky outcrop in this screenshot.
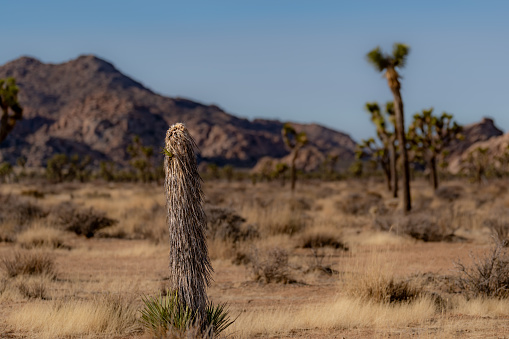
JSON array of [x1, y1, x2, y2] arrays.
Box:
[[447, 118, 504, 173], [0, 55, 356, 168], [450, 132, 509, 174]]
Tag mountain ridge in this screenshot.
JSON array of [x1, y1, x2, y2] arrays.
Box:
[[0, 55, 357, 168]]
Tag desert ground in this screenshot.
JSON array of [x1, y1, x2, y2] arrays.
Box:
[[2, 178, 509, 338]]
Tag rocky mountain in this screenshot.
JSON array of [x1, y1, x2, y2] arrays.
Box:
[[0, 55, 356, 168], [447, 117, 504, 173]]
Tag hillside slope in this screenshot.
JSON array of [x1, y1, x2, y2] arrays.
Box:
[[0, 55, 356, 168]]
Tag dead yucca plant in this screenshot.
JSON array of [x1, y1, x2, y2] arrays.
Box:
[[164, 123, 213, 327]]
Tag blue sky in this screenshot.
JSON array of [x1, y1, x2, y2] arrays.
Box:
[[1, 1, 508, 141]]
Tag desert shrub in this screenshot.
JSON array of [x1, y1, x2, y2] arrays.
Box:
[[259, 208, 307, 236], [205, 206, 258, 242], [16, 225, 67, 249], [348, 272, 422, 304], [140, 290, 234, 338], [299, 232, 348, 250], [126, 203, 167, 243], [455, 239, 509, 298], [483, 213, 509, 245], [0, 194, 47, 240], [53, 202, 117, 238], [20, 189, 45, 199], [17, 278, 47, 299], [288, 197, 312, 211], [336, 191, 386, 216], [434, 185, 463, 202], [1, 251, 56, 279], [397, 212, 460, 242], [250, 247, 291, 283], [98, 203, 167, 243]]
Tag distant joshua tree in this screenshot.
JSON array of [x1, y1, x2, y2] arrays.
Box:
[[366, 43, 411, 211], [281, 123, 308, 191], [463, 147, 490, 184], [0, 78, 23, 144], [408, 108, 462, 190], [163, 123, 213, 326], [358, 101, 398, 197]]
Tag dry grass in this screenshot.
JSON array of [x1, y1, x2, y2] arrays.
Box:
[[6, 294, 140, 338], [16, 224, 68, 249], [240, 198, 307, 236], [228, 296, 437, 337], [2, 180, 509, 337], [1, 250, 56, 279]]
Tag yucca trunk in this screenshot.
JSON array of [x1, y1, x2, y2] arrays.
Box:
[[164, 123, 213, 325], [290, 146, 302, 192], [389, 141, 398, 198], [386, 67, 411, 211], [429, 155, 438, 190]]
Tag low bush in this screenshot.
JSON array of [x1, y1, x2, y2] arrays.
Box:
[[206, 206, 258, 242], [53, 202, 117, 238], [455, 238, 509, 298], [20, 189, 45, 199], [0, 194, 47, 241], [336, 191, 386, 216], [483, 213, 509, 245], [434, 185, 463, 202], [250, 247, 292, 283], [299, 232, 348, 250], [17, 278, 48, 299], [392, 212, 460, 242], [16, 225, 68, 249], [1, 251, 56, 279], [348, 271, 422, 304]]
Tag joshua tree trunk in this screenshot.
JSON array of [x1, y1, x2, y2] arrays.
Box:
[[382, 162, 391, 192], [290, 148, 299, 192], [164, 123, 213, 326], [389, 142, 398, 198], [387, 67, 411, 211], [429, 155, 438, 190]]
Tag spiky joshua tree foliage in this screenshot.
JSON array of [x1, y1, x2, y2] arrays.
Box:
[[164, 123, 213, 327], [407, 109, 462, 190]]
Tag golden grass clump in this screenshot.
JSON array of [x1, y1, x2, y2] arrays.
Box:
[[6, 295, 140, 338], [228, 297, 436, 337], [164, 123, 213, 322], [16, 224, 67, 249], [346, 258, 422, 304], [1, 250, 56, 279]]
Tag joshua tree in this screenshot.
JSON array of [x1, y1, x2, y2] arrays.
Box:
[[357, 138, 391, 191], [127, 135, 154, 182], [0, 78, 23, 144], [281, 123, 308, 191], [407, 109, 462, 190], [360, 101, 398, 197], [366, 43, 411, 211], [163, 123, 212, 326], [273, 162, 289, 186], [463, 147, 491, 184]]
